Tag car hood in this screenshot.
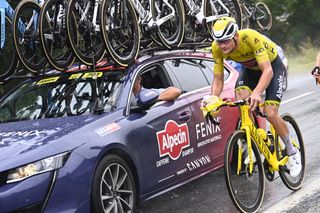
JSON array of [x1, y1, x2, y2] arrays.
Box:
[[0, 115, 101, 171]]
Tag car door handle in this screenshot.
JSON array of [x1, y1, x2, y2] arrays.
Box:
[[179, 111, 192, 121]]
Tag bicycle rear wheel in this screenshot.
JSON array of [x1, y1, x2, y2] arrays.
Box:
[[101, 0, 140, 66], [13, 0, 46, 73], [66, 0, 105, 65], [154, 0, 185, 48], [40, 0, 75, 71], [277, 113, 305, 190], [255, 2, 272, 30], [0, 16, 18, 81], [224, 130, 265, 213]]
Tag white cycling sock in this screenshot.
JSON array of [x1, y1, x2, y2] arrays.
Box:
[[282, 135, 296, 156]]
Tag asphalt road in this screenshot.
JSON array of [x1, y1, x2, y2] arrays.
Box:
[[137, 71, 320, 213]]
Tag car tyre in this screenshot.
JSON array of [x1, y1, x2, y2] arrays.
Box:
[[92, 154, 137, 213]]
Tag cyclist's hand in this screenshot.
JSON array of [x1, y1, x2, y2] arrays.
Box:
[[311, 66, 320, 76], [312, 66, 320, 85], [248, 92, 262, 111], [200, 95, 222, 118]]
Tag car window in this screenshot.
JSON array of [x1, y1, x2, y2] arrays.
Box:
[[140, 64, 170, 89], [0, 71, 125, 123], [164, 58, 210, 93], [202, 60, 230, 82]]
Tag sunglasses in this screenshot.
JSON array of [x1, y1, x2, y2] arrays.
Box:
[[216, 39, 232, 45]]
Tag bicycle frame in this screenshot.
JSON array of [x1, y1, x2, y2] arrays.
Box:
[[183, 0, 230, 24], [129, 0, 175, 28], [238, 104, 289, 174], [76, 0, 100, 32]]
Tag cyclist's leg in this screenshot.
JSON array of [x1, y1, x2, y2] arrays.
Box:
[[264, 55, 301, 176], [235, 67, 260, 122], [234, 66, 260, 100]]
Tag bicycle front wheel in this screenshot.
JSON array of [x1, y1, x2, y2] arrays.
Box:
[[13, 0, 47, 73], [277, 113, 305, 190], [101, 0, 140, 66], [255, 2, 272, 30], [154, 0, 185, 48], [0, 16, 18, 81], [224, 130, 265, 213], [40, 0, 75, 71]]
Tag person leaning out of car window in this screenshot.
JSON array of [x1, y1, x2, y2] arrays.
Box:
[[311, 51, 320, 85], [131, 76, 181, 105]]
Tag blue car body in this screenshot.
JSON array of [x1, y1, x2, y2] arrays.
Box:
[[0, 50, 240, 212]]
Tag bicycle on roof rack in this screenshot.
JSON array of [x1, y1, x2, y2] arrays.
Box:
[[239, 0, 272, 31], [183, 0, 242, 43], [0, 0, 19, 82], [65, 0, 106, 66], [100, 0, 185, 67], [39, 0, 76, 71], [12, 0, 50, 73]]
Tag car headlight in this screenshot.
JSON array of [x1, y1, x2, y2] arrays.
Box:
[[7, 152, 70, 183]]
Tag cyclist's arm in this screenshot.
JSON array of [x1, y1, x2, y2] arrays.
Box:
[[211, 73, 224, 96], [211, 45, 224, 96]]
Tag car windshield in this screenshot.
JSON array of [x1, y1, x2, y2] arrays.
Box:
[[0, 71, 125, 124]]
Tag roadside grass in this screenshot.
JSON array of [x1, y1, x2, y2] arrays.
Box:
[[285, 42, 318, 75]]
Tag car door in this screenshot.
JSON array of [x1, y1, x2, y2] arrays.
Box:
[[128, 63, 199, 195], [164, 57, 239, 173]]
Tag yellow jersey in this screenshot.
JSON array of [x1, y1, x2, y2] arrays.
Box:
[[211, 29, 278, 74]]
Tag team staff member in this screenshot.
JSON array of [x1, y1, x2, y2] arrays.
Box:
[[210, 17, 301, 177], [131, 75, 181, 105]]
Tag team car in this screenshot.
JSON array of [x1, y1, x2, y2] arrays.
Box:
[[0, 49, 241, 212]]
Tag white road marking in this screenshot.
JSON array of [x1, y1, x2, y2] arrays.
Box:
[[263, 177, 320, 212], [282, 92, 315, 105]]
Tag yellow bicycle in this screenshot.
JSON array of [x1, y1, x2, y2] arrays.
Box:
[[201, 97, 305, 213]]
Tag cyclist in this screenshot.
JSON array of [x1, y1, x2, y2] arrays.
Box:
[[311, 51, 320, 84], [209, 16, 301, 177]]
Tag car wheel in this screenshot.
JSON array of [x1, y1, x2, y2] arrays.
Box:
[[92, 154, 137, 213]]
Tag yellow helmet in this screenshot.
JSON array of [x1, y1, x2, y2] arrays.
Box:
[[212, 17, 239, 41]]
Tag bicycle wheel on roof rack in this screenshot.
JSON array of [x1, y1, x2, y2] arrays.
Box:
[[66, 0, 105, 66], [0, 16, 19, 82], [183, 0, 208, 43], [153, 0, 185, 48], [239, 1, 250, 29], [209, 0, 242, 34], [13, 0, 47, 73], [40, 0, 76, 71], [255, 1, 272, 31], [100, 0, 140, 67]]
